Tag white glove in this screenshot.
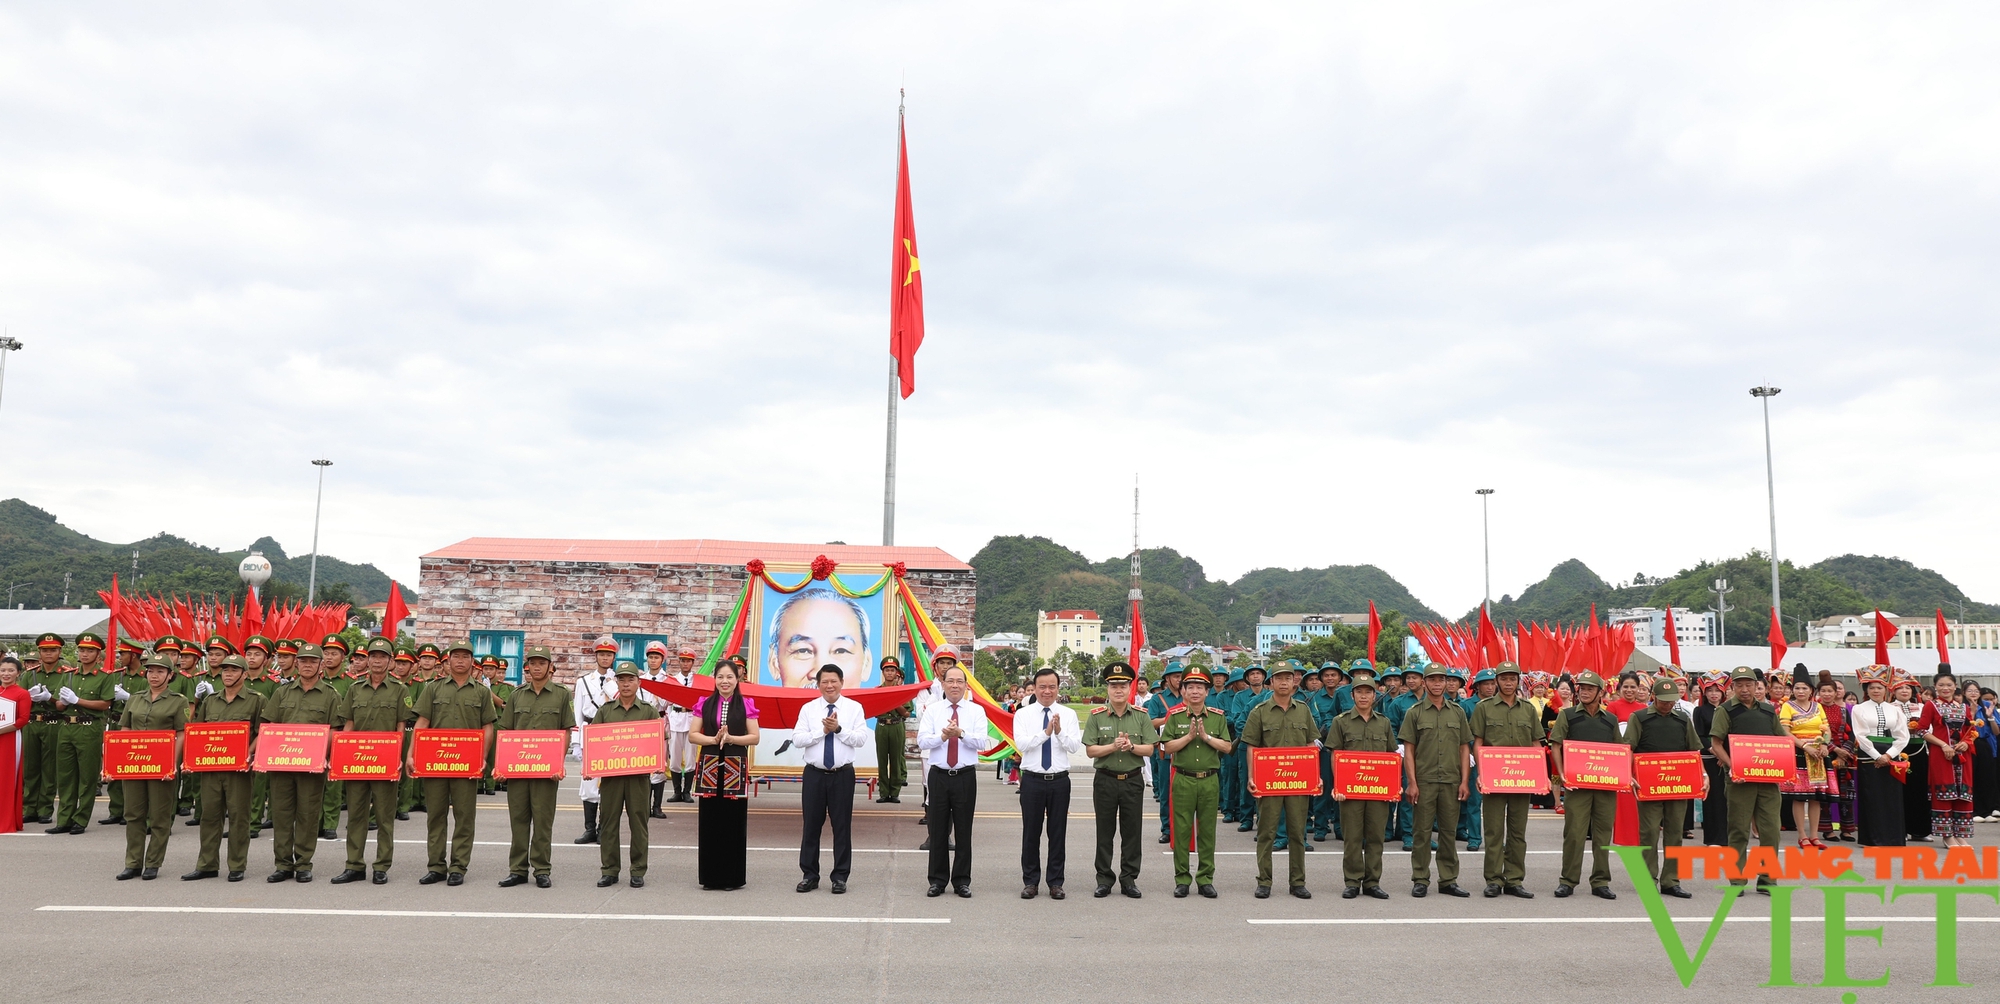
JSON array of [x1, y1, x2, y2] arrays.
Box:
[[59, 686, 80, 705], [113, 684, 132, 701], [29, 684, 51, 702], [194, 681, 214, 698]]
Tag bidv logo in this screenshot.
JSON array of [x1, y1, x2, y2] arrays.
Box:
[[1619, 844, 1998, 989]]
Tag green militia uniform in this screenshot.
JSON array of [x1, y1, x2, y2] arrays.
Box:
[[1550, 704, 1622, 892], [1625, 697, 1702, 893], [192, 686, 265, 877], [1711, 691, 1785, 889], [104, 657, 147, 823], [20, 655, 63, 823], [1143, 687, 1178, 841], [118, 688, 190, 873], [482, 678, 514, 795], [52, 663, 117, 832], [413, 676, 497, 878], [874, 697, 912, 802], [1468, 693, 1544, 892], [501, 680, 573, 880], [267, 678, 340, 877], [335, 677, 409, 877], [245, 671, 278, 830], [171, 665, 210, 818], [1080, 703, 1158, 892], [1326, 704, 1397, 892], [318, 663, 355, 836], [1240, 695, 1319, 892], [1398, 696, 1470, 890], [1162, 703, 1231, 889], [590, 697, 659, 883], [398, 676, 426, 814]]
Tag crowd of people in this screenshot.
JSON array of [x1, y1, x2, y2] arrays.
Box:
[[2, 628, 1995, 902]]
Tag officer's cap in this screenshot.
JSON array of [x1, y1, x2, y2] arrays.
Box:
[[1181, 667, 1212, 687], [1729, 666, 1760, 682], [245, 635, 276, 655], [320, 633, 349, 653], [1573, 670, 1606, 689], [296, 643, 324, 660], [75, 632, 106, 650], [613, 660, 640, 678], [879, 655, 902, 669], [219, 655, 247, 671], [34, 632, 64, 649], [143, 655, 172, 671], [365, 637, 395, 655], [206, 634, 236, 655], [1102, 661, 1136, 684], [1351, 675, 1379, 691], [1494, 661, 1522, 677], [1267, 662, 1299, 678], [1424, 664, 1450, 678], [1651, 678, 1680, 699], [445, 639, 475, 656], [524, 645, 553, 662], [415, 643, 442, 660]]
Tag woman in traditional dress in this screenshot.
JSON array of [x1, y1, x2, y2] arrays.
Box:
[[1849, 666, 1909, 847], [1968, 682, 2000, 820], [1893, 676, 1933, 841], [1816, 673, 1859, 842], [1777, 668, 1832, 847], [1694, 672, 1731, 846], [1914, 673, 1976, 847], [689, 661, 759, 890], [0, 655, 30, 834]]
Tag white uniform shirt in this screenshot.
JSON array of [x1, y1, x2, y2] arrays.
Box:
[[574, 668, 618, 731], [1011, 699, 1082, 773], [662, 671, 695, 732], [917, 698, 993, 770], [791, 694, 872, 769], [1851, 700, 1911, 760]]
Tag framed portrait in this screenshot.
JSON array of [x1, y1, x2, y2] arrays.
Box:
[[747, 563, 902, 691]]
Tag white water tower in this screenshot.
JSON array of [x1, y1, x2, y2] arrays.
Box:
[[239, 551, 273, 600]]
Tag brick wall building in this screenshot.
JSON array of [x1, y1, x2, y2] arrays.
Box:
[[415, 538, 975, 685]]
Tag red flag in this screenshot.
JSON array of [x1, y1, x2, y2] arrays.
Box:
[[1874, 609, 1897, 668], [1663, 605, 1682, 668], [1366, 600, 1381, 664], [108, 575, 121, 664], [244, 589, 264, 635], [1935, 608, 1951, 667], [1768, 607, 1788, 671], [384, 582, 410, 642], [1477, 606, 1505, 670], [889, 106, 925, 399]]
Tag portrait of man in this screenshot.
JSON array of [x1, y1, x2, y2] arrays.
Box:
[[764, 587, 873, 689]]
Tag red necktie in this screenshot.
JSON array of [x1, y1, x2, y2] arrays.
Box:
[[947, 704, 960, 767]]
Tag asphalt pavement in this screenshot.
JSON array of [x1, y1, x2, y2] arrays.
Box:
[[7, 769, 1997, 1003]]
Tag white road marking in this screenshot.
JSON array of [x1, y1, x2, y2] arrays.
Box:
[[38, 905, 947, 924], [1248, 915, 1992, 925]]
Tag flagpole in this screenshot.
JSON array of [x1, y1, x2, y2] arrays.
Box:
[[883, 356, 898, 546]]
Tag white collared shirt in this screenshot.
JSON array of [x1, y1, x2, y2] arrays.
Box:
[[663, 671, 695, 731], [1851, 700, 1911, 760], [575, 669, 618, 730], [1012, 699, 1082, 773], [792, 693, 871, 769], [917, 698, 992, 770]]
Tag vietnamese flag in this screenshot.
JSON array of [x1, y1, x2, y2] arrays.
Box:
[[890, 105, 924, 399], [1874, 608, 1898, 668], [1664, 604, 1682, 668], [1366, 600, 1381, 663], [1934, 608, 1951, 667], [383, 582, 411, 642], [1768, 607, 1788, 671]]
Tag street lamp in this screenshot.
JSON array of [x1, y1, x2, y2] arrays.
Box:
[[1750, 385, 1782, 628], [1710, 577, 1733, 646], [307, 459, 332, 604], [1475, 488, 1496, 615], [0, 334, 23, 413]]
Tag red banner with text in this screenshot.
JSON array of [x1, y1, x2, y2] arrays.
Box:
[[410, 729, 486, 779], [582, 719, 664, 779], [1249, 746, 1323, 797], [183, 721, 249, 773], [1634, 751, 1705, 801], [1727, 733, 1797, 784], [1562, 741, 1633, 790], [495, 730, 568, 780], [1331, 750, 1402, 801], [1477, 746, 1551, 795], [330, 731, 403, 781], [253, 724, 330, 773], [104, 730, 175, 781]]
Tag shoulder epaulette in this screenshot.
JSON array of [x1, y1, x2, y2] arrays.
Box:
[[1089, 706, 1106, 715]]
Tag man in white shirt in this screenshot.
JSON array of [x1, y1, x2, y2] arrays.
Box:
[[571, 637, 619, 845], [793, 664, 871, 894], [917, 654, 991, 897], [1012, 666, 1082, 900]]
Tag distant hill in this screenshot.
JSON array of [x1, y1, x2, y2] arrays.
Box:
[[968, 535, 1440, 645], [0, 499, 408, 609], [1807, 554, 2000, 622]]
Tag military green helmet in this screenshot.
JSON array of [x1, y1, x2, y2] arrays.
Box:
[[1651, 678, 1680, 699], [1573, 670, 1607, 689], [1729, 666, 1760, 682], [524, 644, 554, 662], [1494, 660, 1522, 677]]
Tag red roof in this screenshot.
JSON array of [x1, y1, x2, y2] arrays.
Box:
[[421, 537, 969, 571], [1043, 609, 1100, 621]]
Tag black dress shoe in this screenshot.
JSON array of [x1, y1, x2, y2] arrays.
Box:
[[918, 838, 930, 851], [418, 871, 446, 885], [1505, 886, 1535, 899], [649, 810, 667, 819], [1661, 885, 1692, 899], [100, 816, 122, 825], [1094, 885, 1112, 898], [797, 878, 819, 893], [953, 883, 972, 898], [268, 871, 295, 883], [1591, 887, 1617, 900], [1485, 883, 1502, 898], [445, 873, 463, 886], [295, 870, 312, 883], [1554, 884, 1574, 898], [1411, 884, 1428, 898], [1157, 833, 1170, 843], [1291, 886, 1311, 900], [44, 824, 72, 835], [1255, 885, 1272, 899], [831, 880, 846, 895], [534, 875, 551, 888], [1197, 884, 1217, 899], [1022, 885, 1038, 899], [498, 873, 529, 888], [373, 871, 388, 884], [597, 875, 619, 888], [573, 832, 598, 845], [115, 868, 141, 881], [1439, 883, 1470, 898], [184, 817, 200, 826], [1342, 887, 1361, 899], [319, 829, 336, 840], [176, 808, 190, 816], [395, 812, 409, 820], [1364, 886, 1390, 900], [1174, 884, 1190, 898], [181, 869, 218, 881], [630, 876, 644, 888], [1048, 885, 1064, 900], [227, 871, 244, 882], [141, 868, 158, 880], [331, 870, 366, 885], [926, 882, 946, 897], [1121, 883, 1142, 899]]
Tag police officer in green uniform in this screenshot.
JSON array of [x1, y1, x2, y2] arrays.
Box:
[[46, 631, 114, 834], [330, 638, 408, 885], [873, 657, 912, 803], [1469, 660, 1542, 899], [1456, 668, 1493, 851], [20, 633, 67, 824], [1144, 663, 1184, 843], [479, 654, 513, 796], [499, 645, 572, 888], [266, 643, 339, 882], [317, 634, 356, 839], [185, 655, 264, 882], [1326, 667, 1395, 898], [1627, 676, 1700, 898], [236, 636, 278, 835], [392, 644, 424, 818], [591, 661, 658, 888], [100, 640, 146, 825], [1549, 669, 1620, 899], [1082, 661, 1157, 899], [1387, 666, 1425, 849], [115, 655, 189, 880], [410, 639, 497, 886], [1399, 664, 1472, 898], [1710, 665, 1784, 894], [1161, 667, 1232, 899], [1225, 665, 1267, 832], [1240, 662, 1318, 900]]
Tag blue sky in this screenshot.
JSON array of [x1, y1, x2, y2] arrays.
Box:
[[3, 4, 1996, 616]]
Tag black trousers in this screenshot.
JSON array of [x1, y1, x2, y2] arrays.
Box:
[[1701, 756, 1730, 846], [799, 764, 854, 882], [927, 766, 976, 887], [1019, 771, 1070, 888]]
